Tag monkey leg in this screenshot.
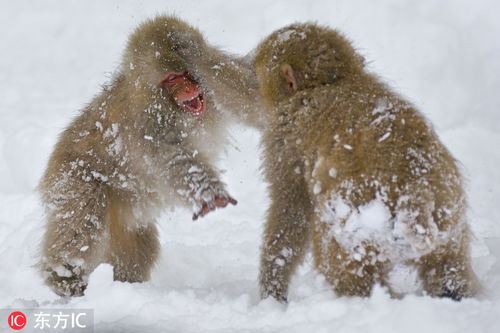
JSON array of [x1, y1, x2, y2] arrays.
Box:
[[326, 257, 377, 298], [40, 178, 109, 297], [312, 215, 379, 297], [259, 208, 311, 302], [107, 196, 160, 283], [393, 189, 441, 256], [417, 234, 478, 300], [395, 185, 478, 300], [259, 171, 313, 302]]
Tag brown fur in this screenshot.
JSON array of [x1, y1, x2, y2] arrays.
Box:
[[176, 36, 265, 130], [39, 16, 245, 296], [254, 23, 478, 301]]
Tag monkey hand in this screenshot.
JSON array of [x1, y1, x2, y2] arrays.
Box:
[[192, 187, 237, 220]]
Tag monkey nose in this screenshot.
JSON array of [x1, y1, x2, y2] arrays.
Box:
[[185, 85, 198, 94]]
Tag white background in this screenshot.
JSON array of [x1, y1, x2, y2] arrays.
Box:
[[0, 0, 499, 332]]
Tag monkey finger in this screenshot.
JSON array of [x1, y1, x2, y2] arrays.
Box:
[[213, 195, 237, 207], [193, 203, 209, 220], [200, 203, 211, 216], [192, 209, 203, 220], [193, 196, 237, 220], [212, 196, 229, 208]]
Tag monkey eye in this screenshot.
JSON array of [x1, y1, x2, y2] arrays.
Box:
[[161, 72, 185, 86], [165, 74, 180, 82]]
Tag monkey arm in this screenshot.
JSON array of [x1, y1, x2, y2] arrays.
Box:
[[207, 51, 265, 129], [160, 145, 236, 220], [259, 149, 313, 301], [179, 45, 265, 129]]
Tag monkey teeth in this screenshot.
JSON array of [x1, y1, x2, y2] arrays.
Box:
[[181, 92, 205, 116]]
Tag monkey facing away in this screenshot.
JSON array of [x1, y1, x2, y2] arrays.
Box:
[[254, 23, 478, 302], [39, 16, 249, 297]]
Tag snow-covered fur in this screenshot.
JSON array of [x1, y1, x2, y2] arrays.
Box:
[[38, 16, 234, 296], [255, 23, 479, 301]]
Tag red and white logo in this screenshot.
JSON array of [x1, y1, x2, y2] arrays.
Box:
[[8, 311, 27, 330]]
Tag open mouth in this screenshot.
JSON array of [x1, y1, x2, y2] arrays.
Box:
[[179, 92, 205, 116]]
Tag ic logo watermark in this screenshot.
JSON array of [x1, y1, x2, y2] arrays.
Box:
[[8, 311, 27, 330], [2, 309, 93, 332]]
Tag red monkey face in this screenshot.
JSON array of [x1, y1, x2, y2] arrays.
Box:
[[161, 72, 206, 116]]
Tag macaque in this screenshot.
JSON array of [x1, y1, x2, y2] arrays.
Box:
[[254, 23, 478, 302], [39, 16, 246, 296]]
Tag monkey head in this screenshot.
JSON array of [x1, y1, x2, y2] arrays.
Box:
[[123, 16, 208, 116], [254, 23, 365, 107]]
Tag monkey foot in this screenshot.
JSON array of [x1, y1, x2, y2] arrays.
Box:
[[45, 265, 87, 297]]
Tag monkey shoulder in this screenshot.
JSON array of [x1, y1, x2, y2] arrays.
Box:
[[46, 103, 141, 193]]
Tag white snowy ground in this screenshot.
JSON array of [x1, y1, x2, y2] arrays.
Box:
[[1, 0, 499, 332]]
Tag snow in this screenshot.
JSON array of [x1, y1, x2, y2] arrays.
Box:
[[1, 0, 500, 332], [320, 194, 443, 271]]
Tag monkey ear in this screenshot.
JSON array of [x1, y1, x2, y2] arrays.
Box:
[[281, 63, 298, 95]]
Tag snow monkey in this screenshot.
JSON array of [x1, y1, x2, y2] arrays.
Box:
[[39, 16, 259, 297], [254, 23, 478, 302]]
